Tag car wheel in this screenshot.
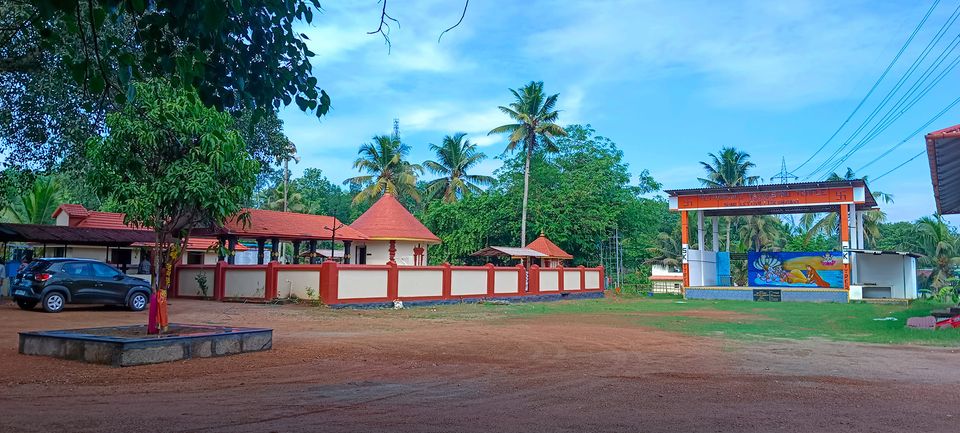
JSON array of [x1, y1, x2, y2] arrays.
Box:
[[16, 299, 38, 310], [129, 292, 148, 312], [42, 292, 66, 313]]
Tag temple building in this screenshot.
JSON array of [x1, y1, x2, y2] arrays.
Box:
[[348, 193, 441, 265], [525, 231, 573, 268]]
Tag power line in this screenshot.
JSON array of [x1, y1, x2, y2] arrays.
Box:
[[857, 95, 960, 172], [804, 2, 960, 179], [872, 149, 927, 182], [820, 36, 960, 176], [791, 0, 942, 173]]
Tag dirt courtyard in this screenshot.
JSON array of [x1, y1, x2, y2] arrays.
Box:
[[0, 297, 958, 433]]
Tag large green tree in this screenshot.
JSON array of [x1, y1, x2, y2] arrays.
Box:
[[423, 133, 494, 203], [489, 81, 567, 246], [1, 1, 326, 173], [698, 147, 760, 251], [345, 135, 422, 205], [87, 79, 258, 332]]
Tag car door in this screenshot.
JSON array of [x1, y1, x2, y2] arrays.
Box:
[[90, 263, 128, 304], [61, 262, 98, 303]]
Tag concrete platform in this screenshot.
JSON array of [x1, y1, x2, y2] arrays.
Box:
[[19, 323, 272, 367]]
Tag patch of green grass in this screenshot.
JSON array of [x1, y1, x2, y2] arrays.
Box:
[[492, 296, 960, 346]]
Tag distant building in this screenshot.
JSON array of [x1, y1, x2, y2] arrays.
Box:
[[650, 264, 683, 293]]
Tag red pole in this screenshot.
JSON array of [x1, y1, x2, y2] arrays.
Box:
[[485, 263, 495, 297], [681, 211, 690, 289], [840, 205, 850, 290]]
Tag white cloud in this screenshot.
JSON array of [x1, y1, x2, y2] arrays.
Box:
[[526, 0, 925, 108]]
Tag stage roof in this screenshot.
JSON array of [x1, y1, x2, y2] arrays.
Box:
[[926, 123, 960, 215], [664, 180, 878, 216], [471, 246, 546, 258]]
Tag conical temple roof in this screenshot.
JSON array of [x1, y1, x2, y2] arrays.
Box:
[[525, 231, 572, 259], [350, 194, 441, 243]]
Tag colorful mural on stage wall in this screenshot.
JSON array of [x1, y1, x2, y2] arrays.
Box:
[[747, 251, 843, 288]]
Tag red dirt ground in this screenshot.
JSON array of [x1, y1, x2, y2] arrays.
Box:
[[0, 298, 958, 433]]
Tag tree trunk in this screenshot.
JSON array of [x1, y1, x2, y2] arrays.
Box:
[[520, 140, 532, 247], [725, 217, 731, 252]]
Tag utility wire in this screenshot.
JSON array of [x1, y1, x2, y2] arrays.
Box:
[[872, 149, 927, 181], [821, 36, 960, 176], [804, 1, 960, 179], [791, 0, 942, 173], [857, 95, 960, 172]]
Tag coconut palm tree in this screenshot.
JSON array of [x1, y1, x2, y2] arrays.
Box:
[[344, 135, 423, 205], [488, 81, 567, 246], [915, 215, 958, 290], [801, 169, 891, 248], [644, 230, 682, 270], [2, 176, 62, 224], [423, 133, 495, 203], [737, 215, 784, 252], [697, 147, 760, 251]]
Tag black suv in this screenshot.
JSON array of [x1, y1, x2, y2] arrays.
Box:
[[12, 258, 151, 313]]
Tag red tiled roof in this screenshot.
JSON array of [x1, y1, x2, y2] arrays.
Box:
[[350, 194, 440, 243], [75, 211, 139, 230], [526, 233, 572, 259], [216, 208, 369, 241], [51, 204, 90, 219]]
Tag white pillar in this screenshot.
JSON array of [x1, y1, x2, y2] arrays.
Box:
[[697, 210, 705, 286], [855, 210, 865, 249], [712, 216, 720, 252]]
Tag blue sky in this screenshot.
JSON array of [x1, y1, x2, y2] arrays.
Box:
[[279, 0, 960, 223]]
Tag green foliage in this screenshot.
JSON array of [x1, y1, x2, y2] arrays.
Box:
[[1, 1, 320, 172], [9, 1, 328, 116], [345, 135, 423, 206], [423, 133, 494, 203], [488, 81, 568, 246], [86, 79, 258, 287], [1, 176, 62, 224], [423, 124, 672, 269], [698, 147, 760, 188], [195, 272, 209, 298]]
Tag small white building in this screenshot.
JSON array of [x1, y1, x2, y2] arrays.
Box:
[[848, 250, 919, 300], [650, 264, 684, 293], [348, 194, 441, 266]]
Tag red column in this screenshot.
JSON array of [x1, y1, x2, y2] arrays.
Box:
[[516, 264, 526, 295], [840, 204, 850, 290], [387, 261, 399, 300], [214, 260, 226, 301], [265, 261, 278, 301], [485, 263, 495, 296], [529, 264, 541, 294], [388, 240, 397, 264], [442, 262, 452, 299], [599, 265, 606, 291], [681, 211, 690, 288], [320, 260, 339, 305], [579, 265, 586, 291], [557, 264, 565, 292]]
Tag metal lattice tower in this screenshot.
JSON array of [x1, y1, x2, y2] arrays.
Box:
[[771, 157, 799, 184]]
